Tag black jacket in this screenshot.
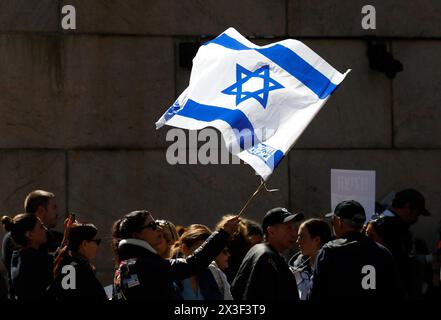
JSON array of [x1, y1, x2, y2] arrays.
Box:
[[113, 229, 229, 300], [0, 264, 7, 301], [10, 248, 53, 300], [47, 253, 107, 301], [310, 231, 404, 300], [231, 243, 300, 301], [380, 214, 415, 298]]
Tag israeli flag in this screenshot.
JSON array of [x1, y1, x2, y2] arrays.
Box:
[[156, 28, 350, 180]]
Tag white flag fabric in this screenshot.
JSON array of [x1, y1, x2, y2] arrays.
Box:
[[156, 28, 350, 180]]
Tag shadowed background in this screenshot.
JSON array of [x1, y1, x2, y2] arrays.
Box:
[[0, 0, 440, 284]]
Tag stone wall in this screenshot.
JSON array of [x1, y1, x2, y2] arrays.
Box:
[[1, 0, 440, 284]]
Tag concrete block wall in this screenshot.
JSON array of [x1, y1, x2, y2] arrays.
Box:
[[0, 0, 440, 283]]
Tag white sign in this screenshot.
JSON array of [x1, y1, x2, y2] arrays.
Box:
[[331, 169, 376, 221]]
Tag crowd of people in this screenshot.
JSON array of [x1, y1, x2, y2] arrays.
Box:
[[0, 188, 440, 301]]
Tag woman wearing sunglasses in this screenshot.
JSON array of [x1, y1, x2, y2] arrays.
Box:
[[112, 210, 239, 300], [48, 223, 107, 300]]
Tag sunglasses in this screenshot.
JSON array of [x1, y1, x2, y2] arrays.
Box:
[[88, 238, 102, 245], [142, 221, 159, 231]]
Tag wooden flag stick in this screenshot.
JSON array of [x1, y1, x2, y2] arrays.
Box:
[[237, 180, 266, 217]]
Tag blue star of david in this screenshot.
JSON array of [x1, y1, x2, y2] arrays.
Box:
[[221, 64, 284, 109]]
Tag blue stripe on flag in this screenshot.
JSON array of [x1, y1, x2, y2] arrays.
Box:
[[205, 33, 251, 51], [206, 33, 337, 99], [256, 45, 337, 99], [177, 99, 256, 148], [269, 150, 284, 170]]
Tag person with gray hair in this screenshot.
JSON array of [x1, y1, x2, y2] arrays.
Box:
[[310, 200, 404, 300]]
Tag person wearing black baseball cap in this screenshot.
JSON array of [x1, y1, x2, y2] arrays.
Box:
[[380, 188, 432, 298], [325, 200, 367, 236], [310, 200, 404, 300], [382, 188, 431, 226], [231, 207, 304, 301]]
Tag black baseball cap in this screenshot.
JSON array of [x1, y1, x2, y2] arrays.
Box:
[[325, 200, 366, 226], [262, 207, 304, 233], [392, 189, 430, 216]]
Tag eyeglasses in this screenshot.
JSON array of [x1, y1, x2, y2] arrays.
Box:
[[141, 221, 159, 231], [89, 238, 102, 245]]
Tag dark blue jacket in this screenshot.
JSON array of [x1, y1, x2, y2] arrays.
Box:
[[310, 231, 404, 300], [10, 248, 53, 300], [2, 230, 62, 299]]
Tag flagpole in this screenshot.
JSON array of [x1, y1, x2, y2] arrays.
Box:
[[237, 180, 265, 217]]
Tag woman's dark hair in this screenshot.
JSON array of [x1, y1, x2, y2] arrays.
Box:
[[112, 210, 151, 263], [53, 223, 98, 278], [301, 218, 332, 247], [1, 213, 39, 247], [66, 224, 98, 251]]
